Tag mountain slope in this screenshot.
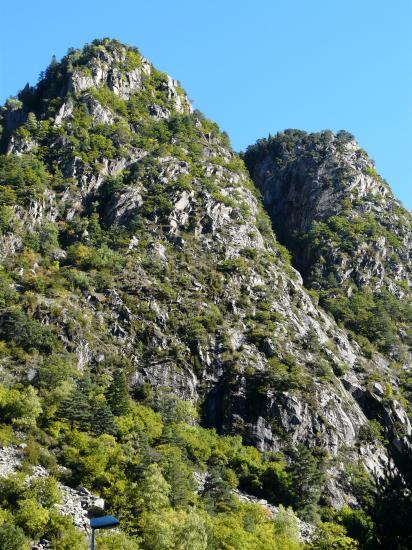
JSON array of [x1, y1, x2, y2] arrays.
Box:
[[0, 39, 410, 547], [244, 130, 412, 407]]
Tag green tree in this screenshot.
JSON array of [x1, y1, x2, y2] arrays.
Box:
[[159, 447, 196, 508], [15, 498, 49, 538], [0, 475, 27, 508], [58, 378, 92, 430], [202, 464, 237, 515], [106, 370, 130, 416], [370, 448, 412, 550], [327, 505, 374, 548], [0, 385, 42, 429], [310, 522, 358, 550], [46, 510, 86, 549], [287, 445, 326, 521], [29, 476, 61, 508], [90, 396, 117, 436], [98, 531, 140, 549], [137, 463, 171, 513], [139, 508, 208, 550], [0, 308, 57, 353], [0, 524, 30, 550], [273, 505, 300, 542]]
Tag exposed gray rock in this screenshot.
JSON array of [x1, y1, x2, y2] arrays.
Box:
[[0, 445, 22, 477], [2, 99, 27, 133], [57, 485, 104, 530], [54, 99, 74, 126]]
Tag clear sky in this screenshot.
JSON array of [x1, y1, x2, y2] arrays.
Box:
[[1, 0, 411, 209]]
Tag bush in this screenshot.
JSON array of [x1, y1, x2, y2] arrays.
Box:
[[328, 506, 374, 548], [0, 475, 27, 508], [310, 522, 358, 549], [29, 476, 61, 508], [89, 86, 128, 117], [139, 508, 208, 550], [0, 524, 30, 550], [15, 498, 49, 538], [218, 257, 248, 274], [0, 385, 42, 429], [0, 509, 14, 526], [66, 243, 122, 271], [0, 308, 58, 353], [0, 154, 50, 203], [273, 505, 300, 540], [97, 531, 140, 549], [358, 420, 384, 445], [46, 511, 87, 549]]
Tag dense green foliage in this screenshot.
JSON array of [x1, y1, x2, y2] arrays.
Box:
[[0, 375, 309, 548], [307, 214, 412, 361]]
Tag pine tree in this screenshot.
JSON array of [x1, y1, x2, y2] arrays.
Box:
[[202, 464, 236, 514], [162, 456, 196, 508], [287, 445, 326, 521], [106, 370, 130, 416], [58, 378, 92, 430], [90, 398, 117, 436]]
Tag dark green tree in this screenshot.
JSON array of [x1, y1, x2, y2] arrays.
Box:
[[106, 370, 130, 416], [369, 446, 412, 549], [90, 398, 117, 436], [0, 524, 30, 550], [162, 455, 196, 508], [58, 377, 92, 430], [202, 463, 237, 515], [287, 445, 326, 521]]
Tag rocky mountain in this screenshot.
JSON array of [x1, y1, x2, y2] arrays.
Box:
[[0, 39, 411, 548], [244, 130, 412, 409]]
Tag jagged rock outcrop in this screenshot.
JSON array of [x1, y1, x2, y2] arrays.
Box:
[[0, 40, 410, 515], [244, 131, 412, 422], [244, 130, 411, 294]]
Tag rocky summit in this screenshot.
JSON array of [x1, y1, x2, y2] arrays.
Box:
[[244, 130, 412, 361], [0, 39, 411, 549]]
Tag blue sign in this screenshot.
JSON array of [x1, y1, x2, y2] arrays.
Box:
[[90, 515, 120, 530]]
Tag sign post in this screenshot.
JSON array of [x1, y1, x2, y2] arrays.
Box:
[[90, 515, 120, 549]]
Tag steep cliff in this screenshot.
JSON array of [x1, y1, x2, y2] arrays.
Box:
[[0, 39, 410, 547], [245, 130, 412, 408]]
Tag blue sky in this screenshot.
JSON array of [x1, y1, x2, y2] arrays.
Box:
[[1, 0, 411, 208]]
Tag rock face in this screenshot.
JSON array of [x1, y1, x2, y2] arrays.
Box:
[[244, 130, 411, 291], [0, 40, 410, 511], [57, 485, 104, 530], [244, 129, 412, 390]]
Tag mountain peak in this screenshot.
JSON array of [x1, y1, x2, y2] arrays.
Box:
[[58, 38, 153, 98], [1, 38, 192, 145], [245, 129, 412, 363]]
